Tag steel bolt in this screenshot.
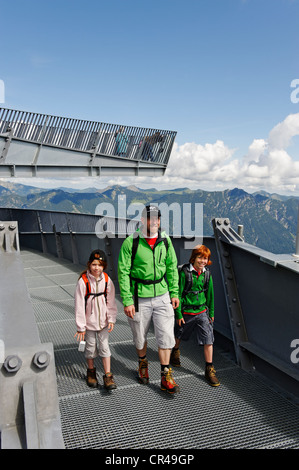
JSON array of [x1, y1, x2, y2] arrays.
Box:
[[33, 351, 50, 369], [3, 355, 22, 373]]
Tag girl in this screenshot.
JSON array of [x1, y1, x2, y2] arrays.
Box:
[[171, 245, 220, 386], [74, 250, 118, 390]]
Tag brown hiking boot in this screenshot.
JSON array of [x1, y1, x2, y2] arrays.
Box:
[[86, 368, 98, 388], [170, 348, 181, 367], [205, 364, 220, 387], [103, 372, 117, 390], [138, 358, 149, 384]]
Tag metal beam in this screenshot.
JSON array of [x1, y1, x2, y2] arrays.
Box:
[[212, 218, 254, 372]]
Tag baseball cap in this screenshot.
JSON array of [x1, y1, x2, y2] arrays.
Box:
[[141, 204, 161, 218], [89, 249, 107, 263]]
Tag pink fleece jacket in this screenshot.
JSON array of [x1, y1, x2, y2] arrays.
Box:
[[75, 271, 118, 332]]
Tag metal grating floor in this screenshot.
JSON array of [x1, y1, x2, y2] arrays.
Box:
[[21, 248, 299, 450]]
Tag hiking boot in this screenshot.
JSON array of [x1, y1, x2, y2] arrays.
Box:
[[205, 364, 220, 387], [161, 367, 180, 394], [103, 372, 117, 390], [138, 358, 149, 384], [170, 348, 181, 367], [86, 368, 98, 388]]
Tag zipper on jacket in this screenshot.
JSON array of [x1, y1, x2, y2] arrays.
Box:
[[96, 278, 101, 330]]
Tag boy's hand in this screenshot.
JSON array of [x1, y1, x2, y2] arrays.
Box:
[[108, 323, 114, 333], [176, 318, 185, 327]]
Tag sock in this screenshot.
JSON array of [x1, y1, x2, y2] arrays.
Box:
[[206, 362, 213, 367], [161, 364, 169, 374], [139, 355, 146, 361]]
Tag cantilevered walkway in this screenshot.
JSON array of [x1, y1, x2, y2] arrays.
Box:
[[22, 248, 299, 450], [0, 107, 176, 178]]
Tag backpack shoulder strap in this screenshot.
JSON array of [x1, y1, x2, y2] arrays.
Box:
[[179, 263, 192, 298], [162, 236, 169, 252], [81, 272, 90, 293], [103, 272, 108, 302], [203, 268, 210, 292], [130, 232, 139, 270], [80, 272, 90, 309], [81, 271, 109, 307]]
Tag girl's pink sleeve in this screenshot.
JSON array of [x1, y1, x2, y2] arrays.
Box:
[[106, 277, 118, 324], [74, 279, 86, 332]]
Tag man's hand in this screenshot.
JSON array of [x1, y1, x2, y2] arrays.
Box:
[[124, 304, 135, 318]]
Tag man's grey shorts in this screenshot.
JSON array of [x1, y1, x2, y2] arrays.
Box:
[[128, 292, 175, 350]]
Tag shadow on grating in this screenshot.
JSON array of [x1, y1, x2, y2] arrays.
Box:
[[22, 248, 299, 450]]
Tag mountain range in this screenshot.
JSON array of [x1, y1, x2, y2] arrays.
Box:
[[0, 181, 298, 254]]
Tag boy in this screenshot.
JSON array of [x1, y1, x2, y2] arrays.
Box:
[[171, 245, 220, 386]]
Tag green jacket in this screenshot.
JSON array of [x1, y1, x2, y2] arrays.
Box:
[[176, 265, 214, 320], [118, 228, 179, 307]]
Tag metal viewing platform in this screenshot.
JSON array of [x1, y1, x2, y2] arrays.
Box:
[[0, 108, 176, 178], [0, 208, 299, 449]]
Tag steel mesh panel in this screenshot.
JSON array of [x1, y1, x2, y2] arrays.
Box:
[[59, 369, 299, 449], [32, 299, 75, 322], [22, 248, 299, 450], [25, 275, 57, 288], [47, 273, 79, 285], [28, 285, 74, 302], [37, 318, 76, 348]]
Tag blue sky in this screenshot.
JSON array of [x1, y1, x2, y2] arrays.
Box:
[[1, 0, 299, 194]]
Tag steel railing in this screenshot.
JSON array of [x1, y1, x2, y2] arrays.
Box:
[[0, 107, 177, 165]]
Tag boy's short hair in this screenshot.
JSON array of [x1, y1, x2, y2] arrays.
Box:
[[189, 245, 212, 265]]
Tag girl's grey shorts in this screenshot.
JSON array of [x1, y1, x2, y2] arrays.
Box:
[[84, 327, 111, 359], [128, 292, 175, 350]]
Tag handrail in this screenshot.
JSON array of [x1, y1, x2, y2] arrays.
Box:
[[0, 107, 176, 165]]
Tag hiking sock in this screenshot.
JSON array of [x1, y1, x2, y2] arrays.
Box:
[[161, 364, 169, 374]]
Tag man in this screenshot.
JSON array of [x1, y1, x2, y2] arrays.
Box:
[[118, 204, 180, 393]]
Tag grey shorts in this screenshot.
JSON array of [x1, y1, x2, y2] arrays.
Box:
[[174, 311, 214, 345], [84, 328, 111, 359], [128, 292, 175, 350]]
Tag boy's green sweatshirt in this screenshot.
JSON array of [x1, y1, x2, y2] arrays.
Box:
[[176, 266, 214, 320], [118, 228, 179, 307]]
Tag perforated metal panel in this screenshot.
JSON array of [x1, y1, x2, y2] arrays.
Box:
[[23, 249, 299, 449]]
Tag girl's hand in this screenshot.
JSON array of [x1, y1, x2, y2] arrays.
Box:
[[74, 331, 85, 342], [108, 323, 114, 333]]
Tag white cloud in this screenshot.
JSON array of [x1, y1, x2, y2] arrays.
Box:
[[5, 113, 299, 196], [268, 114, 299, 150], [160, 112, 299, 195]]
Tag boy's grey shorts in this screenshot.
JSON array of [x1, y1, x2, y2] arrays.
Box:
[[84, 327, 111, 359], [128, 292, 175, 350], [174, 311, 214, 345]]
